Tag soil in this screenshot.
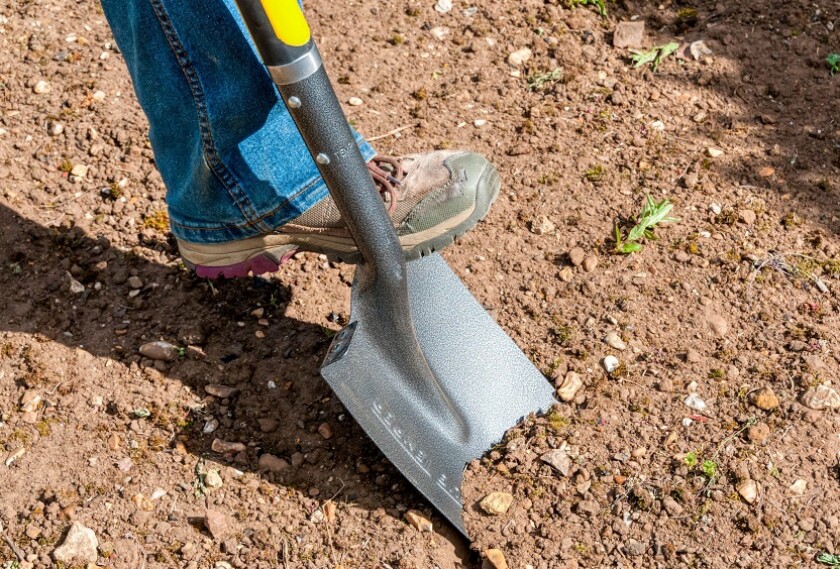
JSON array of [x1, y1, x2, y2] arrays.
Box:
[[1, 0, 839, 568]]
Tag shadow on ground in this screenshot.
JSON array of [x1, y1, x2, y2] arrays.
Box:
[[0, 202, 471, 565]]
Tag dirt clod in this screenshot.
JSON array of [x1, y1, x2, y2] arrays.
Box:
[[750, 386, 780, 411]]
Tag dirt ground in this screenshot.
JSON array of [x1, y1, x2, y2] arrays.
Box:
[[1, 0, 839, 568]]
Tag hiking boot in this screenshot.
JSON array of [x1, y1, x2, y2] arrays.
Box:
[[178, 150, 500, 278]]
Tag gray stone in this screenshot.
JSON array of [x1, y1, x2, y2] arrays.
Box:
[[541, 449, 571, 476], [53, 522, 99, 565], [613, 21, 645, 49], [801, 385, 840, 410], [139, 341, 180, 361], [624, 539, 647, 557]]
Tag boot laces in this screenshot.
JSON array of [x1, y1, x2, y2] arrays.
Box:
[[367, 156, 404, 214]]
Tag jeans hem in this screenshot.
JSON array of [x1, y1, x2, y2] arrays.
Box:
[[169, 142, 376, 244]]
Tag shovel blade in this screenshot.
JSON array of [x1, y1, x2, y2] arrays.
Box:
[[322, 253, 555, 535]]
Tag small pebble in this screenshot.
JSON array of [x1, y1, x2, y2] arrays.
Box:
[[801, 384, 840, 410], [33, 80, 51, 94], [788, 479, 807, 496], [205, 384, 240, 398], [707, 147, 724, 158], [568, 247, 585, 267], [434, 0, 452, 13], [507, 47, 532, 67], [750, 386, 780, 411], [737, 479, 759, 504], [557, 372, 583, 402], [258, 454, 290, 473], [405, 510, 433, 531], [479, 492, 514, 515], [530, 216, 555, 235], [204, 470, 223, 489], [139, 341, 180, 362], [484, 549, 509, 569], [204, 510, 230, 541], [605, 331, 627, 350], [348, 97, 363, 106], [541, 449, 571, 476], [747, 422, 770, 444], [582, 256, 599, 272], [318, 422, 334, 439], [602, 355, 620, 374], [211, 439, 246, 454], [706, 313, 729, 337], [684, 393, 707, 412], [53, 521, 98, 565]]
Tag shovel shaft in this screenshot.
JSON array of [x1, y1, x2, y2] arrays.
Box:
[[233, 0, 408, 296]]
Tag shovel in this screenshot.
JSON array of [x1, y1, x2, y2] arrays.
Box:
[[234, 0, 556, 536]]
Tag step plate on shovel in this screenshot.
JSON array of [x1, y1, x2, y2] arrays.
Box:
[[322, 253, 556, 536]]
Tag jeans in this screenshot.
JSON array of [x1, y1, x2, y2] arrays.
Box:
[[100, 0, 375, 244]]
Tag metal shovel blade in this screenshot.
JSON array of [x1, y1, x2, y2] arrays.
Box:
[[322, 253, 556, 536]]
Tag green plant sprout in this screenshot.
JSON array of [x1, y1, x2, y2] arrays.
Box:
[[614, 195, 679, 254], [569, 0, 607, 17], [683, 451, 698, 468], [631, 42, 680, 71], [527, 68, 564, 92], [828, 53, 840, 76], [701, 460, 718, 480], [817, 552, 840, 569]]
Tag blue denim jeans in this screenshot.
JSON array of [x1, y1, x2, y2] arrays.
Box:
[[101, 0, 375, 244]]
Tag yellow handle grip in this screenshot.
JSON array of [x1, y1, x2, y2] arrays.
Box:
[[260, 0, 311, 47]]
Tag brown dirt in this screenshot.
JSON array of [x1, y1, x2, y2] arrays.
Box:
[[1, 0, 839, 568]]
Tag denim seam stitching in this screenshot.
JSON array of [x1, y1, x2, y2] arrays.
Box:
[[169, 174, 325, 232], [147, 0, 259, 223]]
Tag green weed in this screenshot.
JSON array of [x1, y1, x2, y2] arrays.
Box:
[[585, 164, 605, 182], [684, 451, 698, 468], [614, 195, 679, 254], [817, 553, 840, 569], [701, 460, 718, 480], [631, 42, 680, 71], [527, 68, 564, 92], [569, 0, 607, 17], [827, 53, 840, 76]]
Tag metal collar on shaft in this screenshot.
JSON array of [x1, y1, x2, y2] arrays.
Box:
[[268, 45, 323, 85]]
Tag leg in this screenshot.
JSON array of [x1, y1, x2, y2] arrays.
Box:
[[100, 0, 375, 244]]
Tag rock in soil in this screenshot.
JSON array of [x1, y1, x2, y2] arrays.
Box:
[[53, 521, 98, 565], [613, 21, 645, 48], [484, 549, 509, 569], [479, 492, 514, 515], [139, 340, 180, 361], [258, 453, 289, 473], [204, 510, 231, 541], [541, 449, 571, 476], [204, 384, 240, 398], [737, 479, 759, 504], [604, 331, 627, 350], [747, 422, 770, 444], [568, 247, 585, 267], [750, 386, 780, 411], [404, 510, 433, 532], [801, 384, 840, 410], [556, 371, 583, 402]]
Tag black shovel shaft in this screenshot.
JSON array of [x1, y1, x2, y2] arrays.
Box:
[[233, 0, 408, 295]]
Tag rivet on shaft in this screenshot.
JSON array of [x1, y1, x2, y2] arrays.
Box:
[[287, 96, 302, 108], [316, 153, 331, 165]]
